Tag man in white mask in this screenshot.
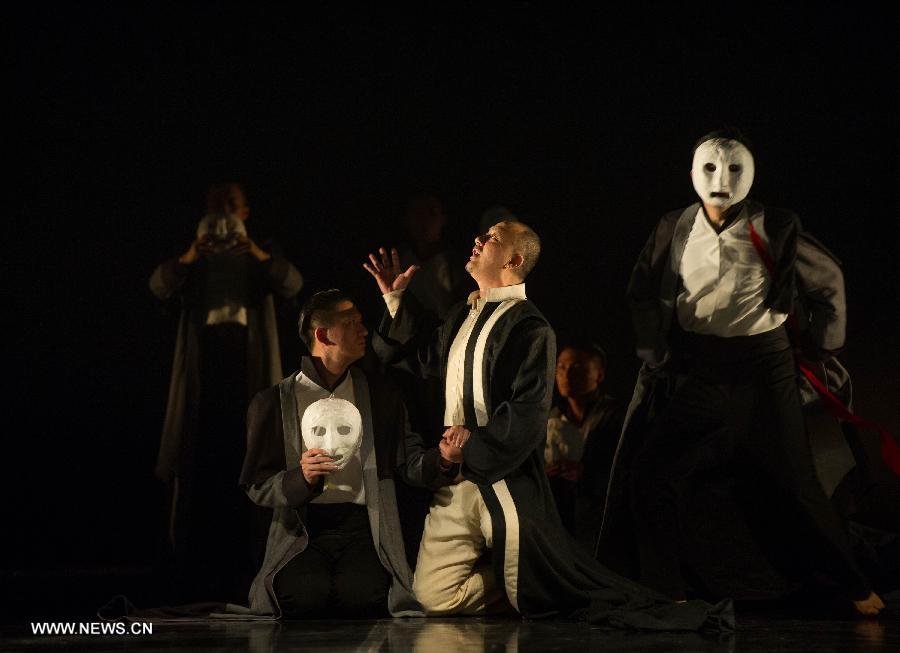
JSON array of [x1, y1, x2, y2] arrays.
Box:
[[238, 289, 459, 619], [599, 129, 885, 616]]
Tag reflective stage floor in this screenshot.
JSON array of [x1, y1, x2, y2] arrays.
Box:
[[2, 610, 899, 652]]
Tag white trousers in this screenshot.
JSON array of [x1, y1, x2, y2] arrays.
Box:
[[412, 481, 505, 615]]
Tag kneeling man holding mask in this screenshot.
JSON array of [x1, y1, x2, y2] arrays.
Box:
[[239, 289, 458, 619]]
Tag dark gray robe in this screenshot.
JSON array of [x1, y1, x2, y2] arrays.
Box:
[[234, 359, 454, 618], [150, 252, 303, 482]]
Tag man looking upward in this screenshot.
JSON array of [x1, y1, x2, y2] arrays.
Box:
[[364, 222, 731, 630]]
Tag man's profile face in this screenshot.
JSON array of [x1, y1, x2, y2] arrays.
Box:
[[465, 221, 515, 277], [691, 139, 755, 208], [321, 300, 368, 362], [556, 347, 604, 399]]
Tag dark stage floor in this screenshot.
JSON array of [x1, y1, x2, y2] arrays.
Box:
[[3, 612, 899, 652]]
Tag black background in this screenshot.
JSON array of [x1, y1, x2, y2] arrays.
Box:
[[7, 3, 899, 609]]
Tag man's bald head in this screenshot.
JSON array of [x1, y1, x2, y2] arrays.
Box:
[[506, 221, 541, 280]]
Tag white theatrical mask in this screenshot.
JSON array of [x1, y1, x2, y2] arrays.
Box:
[[691, 138, 755, 208], [196, 213, 247, 246], [300, 397, 363, 471]]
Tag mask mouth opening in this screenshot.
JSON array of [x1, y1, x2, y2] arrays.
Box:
[[710, 191, 731, 198]]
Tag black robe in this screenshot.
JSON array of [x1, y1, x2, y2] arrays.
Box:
[[150, 244, 303, 602], [599, 201, 871, 599], [375, 290, 734, 631]]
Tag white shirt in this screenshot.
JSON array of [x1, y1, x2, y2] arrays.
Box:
[[677, 206, 787, 337], [294, 368, 366, 505], [385, 283, 527, 427], [545, 412, 586, 465]]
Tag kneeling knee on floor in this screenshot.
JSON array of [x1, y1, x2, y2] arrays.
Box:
[[333, 573, 389, 616], [414, 579, 472, 614]]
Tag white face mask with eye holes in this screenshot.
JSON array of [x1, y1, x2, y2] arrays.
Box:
[[300, 397, 363, 470], [691, 138, 755, 208]]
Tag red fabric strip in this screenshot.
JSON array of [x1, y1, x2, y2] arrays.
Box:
[[797, 361, 900, 475], [747, 219, 899, 475]]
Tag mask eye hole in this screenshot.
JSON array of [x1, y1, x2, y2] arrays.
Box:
[[337, 425, 352, 436], [728, 164, 741, 172], [704, 163, 716, 172], [312, 426, 326, 437]]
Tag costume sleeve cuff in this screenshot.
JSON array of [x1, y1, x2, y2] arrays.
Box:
[[382, 289, 404, 318], [428, 447, 459, 478], [281, 468, 322, 506]]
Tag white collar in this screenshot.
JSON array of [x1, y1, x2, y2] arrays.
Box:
[[294, 357, 351, 394], [695, 204, 750, 236], [467, 283, 527, 311]]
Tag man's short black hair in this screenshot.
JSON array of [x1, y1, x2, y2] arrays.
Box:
[[558, 337, 608, 371], [297, 289, 354, 351], [693, 127, 754, 156]]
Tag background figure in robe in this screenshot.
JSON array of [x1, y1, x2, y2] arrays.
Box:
[[545, 340, 621, 552], [397, 194, 470, 320], [150, 182, 303, 602]]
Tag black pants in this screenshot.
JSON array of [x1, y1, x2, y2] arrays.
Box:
[[630, 328, 870, 600], [274, 503, 391, 619]]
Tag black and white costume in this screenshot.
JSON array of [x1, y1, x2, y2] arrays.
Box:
[[599, 197, 872, 601], [376, 286, 733, 630]]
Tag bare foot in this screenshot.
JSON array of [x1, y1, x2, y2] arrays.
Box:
[[853, 592, 885, 617]]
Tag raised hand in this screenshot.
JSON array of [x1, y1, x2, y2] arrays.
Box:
[[362, 247, 418, 295]]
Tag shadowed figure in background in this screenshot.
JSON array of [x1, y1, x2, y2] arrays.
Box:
[[390, 194, 472, 566], [478, 205, 518, 239], [398, 194, 470, 320], [150, 182, 303, 603], [545, 340, 622, 552]]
